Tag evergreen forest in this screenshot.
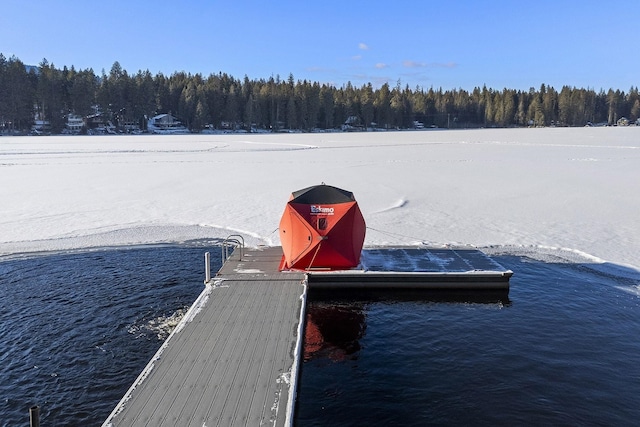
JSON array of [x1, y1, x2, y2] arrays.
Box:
[[1, 54, 639, 134]]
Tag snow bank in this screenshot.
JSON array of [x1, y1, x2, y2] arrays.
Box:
[[1, 128, 638, 275]]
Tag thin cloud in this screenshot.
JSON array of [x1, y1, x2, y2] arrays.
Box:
[[306, 66, 335, 73], [403, 60, 457, 68], [358, 43, 369, 50], [352, 55, 363, 61], [375, 63, 388, 69], [403, 60, 425, 68]]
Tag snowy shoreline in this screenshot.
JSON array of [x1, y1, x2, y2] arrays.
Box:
[[1, 128, 639, 278]]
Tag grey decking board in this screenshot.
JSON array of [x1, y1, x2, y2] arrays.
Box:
[[105, 247, 305, 427], [214, 281, 284, 424]]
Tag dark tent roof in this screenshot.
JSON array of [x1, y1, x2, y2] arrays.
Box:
[[290, 184, 355, 204]]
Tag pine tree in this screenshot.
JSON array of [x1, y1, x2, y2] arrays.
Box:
[[360, 83, 374, 130], [244, 94, 254, 130], [607, 89, 619, 124], [320, 85, 335, 129], [2, 56, 33, 130], [374, 83, 391, 128]]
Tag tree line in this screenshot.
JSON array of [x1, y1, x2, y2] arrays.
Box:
[[1, 53, 639, 134]]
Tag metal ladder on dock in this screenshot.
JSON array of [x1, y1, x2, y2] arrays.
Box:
[[204, 234, 245, 284]]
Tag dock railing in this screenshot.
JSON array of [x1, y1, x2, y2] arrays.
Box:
[[205, 235, 245, 284], [222, 234, 244, 263]]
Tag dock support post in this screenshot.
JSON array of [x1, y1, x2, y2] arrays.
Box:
[[205, 252, 211, 284], [30, 405, 40, 427]]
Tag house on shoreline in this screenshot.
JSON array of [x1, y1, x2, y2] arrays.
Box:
[[65, 114, 84, 134], [147, 114, 189, 134]]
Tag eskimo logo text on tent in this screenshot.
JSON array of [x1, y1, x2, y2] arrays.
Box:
[[310, 205, 334, 215]]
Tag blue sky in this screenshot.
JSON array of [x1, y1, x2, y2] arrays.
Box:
[[1, 0, 637, 91]]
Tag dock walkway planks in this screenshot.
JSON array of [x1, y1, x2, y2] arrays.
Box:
[[104, 246, 306, 427]]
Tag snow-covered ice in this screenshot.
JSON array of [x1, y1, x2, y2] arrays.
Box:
[[1, 128, 639, 277]]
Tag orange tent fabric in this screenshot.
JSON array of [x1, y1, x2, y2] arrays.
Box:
[[279, 184, 366, 270]]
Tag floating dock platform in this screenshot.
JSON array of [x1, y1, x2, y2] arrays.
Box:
[[103, 245, 511, 427], [309, 246, 512, 290]]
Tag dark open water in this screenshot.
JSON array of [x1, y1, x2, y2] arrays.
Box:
[[296, 255, 640, 426], [0, 245, 212, 427], [1, 246, 640, 426]]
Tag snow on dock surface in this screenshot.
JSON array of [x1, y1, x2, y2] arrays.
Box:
[[1, 127, 639, 276]]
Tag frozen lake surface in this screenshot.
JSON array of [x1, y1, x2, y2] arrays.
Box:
[[1, 128, 639, 276]]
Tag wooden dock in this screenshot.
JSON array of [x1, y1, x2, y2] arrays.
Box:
[[104, 245, 511, 426], [103, 246, 306, 427]]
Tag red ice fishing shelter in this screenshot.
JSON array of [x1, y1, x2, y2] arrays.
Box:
[[279, 184, 366, 270]]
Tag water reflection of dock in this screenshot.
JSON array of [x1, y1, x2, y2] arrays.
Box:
[[104, 245, 511, 426]]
